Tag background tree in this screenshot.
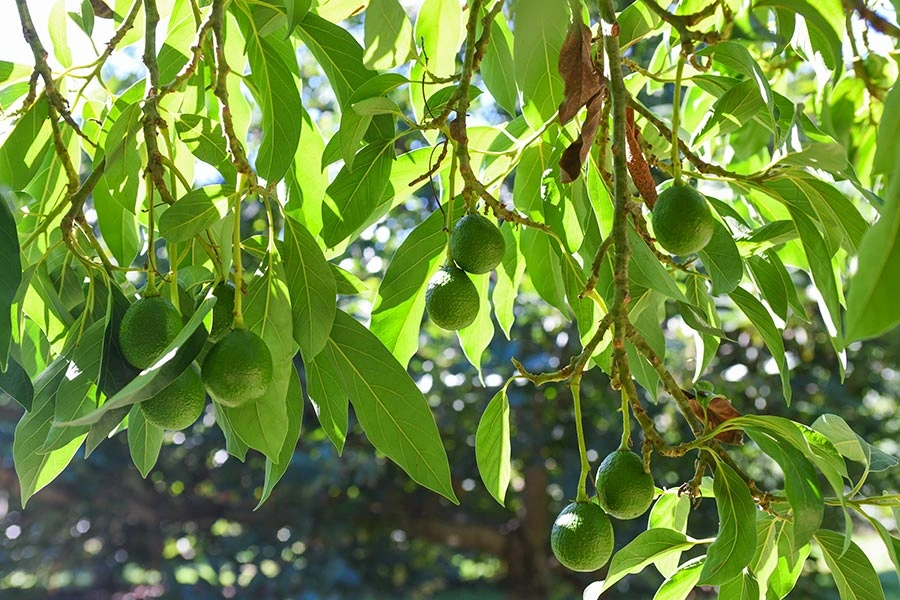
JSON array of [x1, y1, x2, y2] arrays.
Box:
[[1, 0, 900, 598]]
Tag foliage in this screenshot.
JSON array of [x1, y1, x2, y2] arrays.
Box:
[[1, 0, 900, 598]]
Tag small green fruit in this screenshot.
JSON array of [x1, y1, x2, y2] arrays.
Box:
[[140, 365, 206, 430], [119, 296, 183, 369], [425, 265, 479, 330], [201, 329, 273, 407], [595, 449, 656, 520], [450, 213, 506, 274], [651, 185, 715, 255], [550, 502, 615, 572]]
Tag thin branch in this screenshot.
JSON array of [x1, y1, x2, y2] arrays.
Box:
[[844, 0, 900, 38], [141, 0, 175, 205]]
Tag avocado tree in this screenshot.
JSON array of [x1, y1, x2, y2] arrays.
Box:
[[2, 0, 900, 597]]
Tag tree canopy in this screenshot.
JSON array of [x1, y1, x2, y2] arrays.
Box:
[[2, 0, 900, 598]]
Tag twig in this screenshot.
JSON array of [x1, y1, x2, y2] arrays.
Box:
[[141, 0, 175, 206], [843, 0, 900, 38]]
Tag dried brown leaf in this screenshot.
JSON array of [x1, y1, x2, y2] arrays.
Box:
[[558, 20, 602, 124], [89, 0, 115, 18], [689, 394, 744, 445], [560, 91, 603, 183], [625, 107, 658, 209]]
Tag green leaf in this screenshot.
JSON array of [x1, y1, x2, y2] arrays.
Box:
[[812, 413, 899, 472], [93, 183, 139, 268], [101, 103, 143, 212], [697, 41, 776, 132], [630, 228, 688, 302], [295, 12, 376, 109], [49, 0, 73, 67], [214, 404, 249, 461], [322, 141, 394, 247], [814, 529, 886, 600], [719, 571, 760, 600], [285, 0, 312, 34], [652, 556, 705, 600], [127, 404, 163, 478], [370, 197, 464, 366], [285, 108, 328, 237], [306, 342, 349, 454], [789, 207, 844, 348], [85, 407, 129, 458], [13, 359, 83, 507], [245, 35, 303, 182], [0, 97, 53, 191], [414, 0, 463, 78], [695, 80, 767, 143], [744, 427, 824, 548], [221, 266, 296, 462], [729, 287, 791, 403], [318, 309, 458, 503], [756, 0, 842, 73], [475, 389, 511, 506], [601, 529, 698, 592], [521, 228, 568, 314], [873, 82, 899, 175], [363, 0, 415, 70], [492, 226, 525, 338], [513, 0, 568, 128], [698, 461, 757, 585], [0, 191, 23, 368], [458, 272, 493, 376], [618, 1, 661, 48], [649, 492, 692, 577], [746, 255, 788, 321], [0, 358, 33, 411], [175, 115, 237, 184], [42, 316, 109, 452], [845, 150, 900, 342], [480, 10, 517, 115], [158, 185, 233, 244], [698, 220, 743, 295], [256, 364, 303, 508], [282, 216, 337, 360]]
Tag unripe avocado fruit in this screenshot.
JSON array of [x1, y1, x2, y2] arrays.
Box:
[[140, 365, 206, 430], [425, 265, 480, 330], [449, 213, 506, 274], [651, 184, 715, 256], [594, 449, 656, 520], [119, 295, 183, 369], [201, 328, 273, 408]]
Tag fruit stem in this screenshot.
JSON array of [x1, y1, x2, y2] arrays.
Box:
[[570, 376, 592, 503], [671, 52, 686, 184], [445, 149, 459, 264], [231, 174, 247, 330], [145, 173, 159, 296], [619, 389, 631, 451]]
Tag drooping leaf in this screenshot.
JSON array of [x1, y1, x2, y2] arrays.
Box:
[[318, 310, 458, 503], [256, 364, 304, 508], [0, 191, 23, 368], [698, 461, 757, 585], [0, 358, 33, 411], [513, 0, 568, 128], [282, 216, 337, 360], [158, 185, 233, 244], [729, 287, 791, 403], [814, 529, 886, 600], [652, 556, 705, 600], [127, 404, 163, 478], [363, 0, 415, 70], [601, 529, 698, 592], [475, 388, 511, 506], [698, 219, 743, 295], [414, 0, 463, 78]]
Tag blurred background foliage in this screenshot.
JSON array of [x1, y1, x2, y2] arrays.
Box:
[[2, 196, 900, 599]]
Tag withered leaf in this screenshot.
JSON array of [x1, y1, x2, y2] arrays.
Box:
[[688, 393, 744, 445], [558, 20, 602, 124], [559, 91, 603, 183], [89, 0, 115, 18], [625, 107, 658, 208]]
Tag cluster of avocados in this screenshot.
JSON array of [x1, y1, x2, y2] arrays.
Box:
[[425, 211, 506, 330], [550, 449, 656, 572], [117, 283, 273, 431]]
